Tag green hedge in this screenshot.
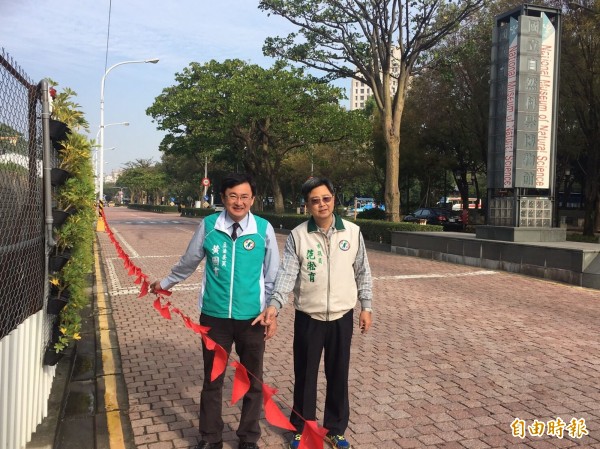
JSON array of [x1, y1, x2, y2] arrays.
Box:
[[255, 212, 443, 244], [567, 233, 599, 244], [132, 206, 444, 243], [127, 204, 180, 213], [179, 207, 216, 218]]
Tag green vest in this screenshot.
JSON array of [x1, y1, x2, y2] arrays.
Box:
[[201, 213, 268, 319]]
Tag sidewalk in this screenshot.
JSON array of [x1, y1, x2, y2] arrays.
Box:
[[27, 241, 135, 449], [32, 206, 600, 448]]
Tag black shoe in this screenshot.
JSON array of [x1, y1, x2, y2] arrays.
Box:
[[194, 441, 223, 449], [239, 443, 259, 449]]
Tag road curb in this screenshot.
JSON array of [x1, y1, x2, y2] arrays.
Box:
[[93, 238, 136, 449]]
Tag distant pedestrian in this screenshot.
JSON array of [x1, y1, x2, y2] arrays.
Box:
[[151, 173, 280, 449], [253, 176, 373, 449]]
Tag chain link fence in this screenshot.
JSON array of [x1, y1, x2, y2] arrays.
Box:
[[0, 49, 46, 340]]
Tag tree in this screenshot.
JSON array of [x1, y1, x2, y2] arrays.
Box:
[[116, 159, 167, 205], [560, 1, 600, 235], [400, 13, 493, 212], [147, 59, 366, 213], [260, 0, 486, 221], [280, 138, 379, 208]]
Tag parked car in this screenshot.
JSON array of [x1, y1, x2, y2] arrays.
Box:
[[403, 207, 454, 226], [442, 211, 465, 231], [211, 203, 225, 212]]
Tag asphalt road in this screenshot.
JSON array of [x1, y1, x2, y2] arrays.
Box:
[[97, 206, 600, 449]]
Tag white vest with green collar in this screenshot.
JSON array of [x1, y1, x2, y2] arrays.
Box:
[[291, 214, 361, 321]]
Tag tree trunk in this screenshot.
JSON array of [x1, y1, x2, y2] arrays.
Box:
[[383, 129, 400, 222], [583, 144, 600, 236], [380, 71, 408, 222], [596, 196, 600, 233], [271, 179, 285, 214], [583, 174, 599, 236], [262, 160, 284, 213]]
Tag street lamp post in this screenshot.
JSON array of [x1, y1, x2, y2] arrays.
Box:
[[99, 58, 158, 201], [94, 122, 128, 197]]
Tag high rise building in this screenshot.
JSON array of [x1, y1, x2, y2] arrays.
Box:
[[349, 48, 401, 110]]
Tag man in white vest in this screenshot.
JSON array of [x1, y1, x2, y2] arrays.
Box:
[[254, 177, 373, 449]]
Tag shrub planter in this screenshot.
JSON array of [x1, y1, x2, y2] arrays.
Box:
[[43, 320, 64, 366], [52, 209, 73, 228], [47, 287, 70, 315], [50, 167, 72, 187], [43, 346, 64, 366], [49, 249, 71, 273], [49, 119, 69, 150], [47, 297, 68, 315]]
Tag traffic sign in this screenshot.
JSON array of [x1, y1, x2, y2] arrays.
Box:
[[201, 177, 210, 187]]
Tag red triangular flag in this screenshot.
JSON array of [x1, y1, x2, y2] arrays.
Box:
[[134, 274, 143, 285], [160, 302, 172, 320], [152, 298, 171, 319], [231, 361, 251, 405], [202, 335, 228, 381], [154, 288, 172, 296], [180, 314, 193, 329], [212, 344, 228, 381], [262, 384, 296, 431], [299, 421, 328, 449], [191, 322, 211, 335], [128, 264, 136, 276], [138, 280, 149, 298]]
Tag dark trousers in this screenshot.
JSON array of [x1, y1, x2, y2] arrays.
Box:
[[199, 314, 265, 443], [290, 309, 353, 435]]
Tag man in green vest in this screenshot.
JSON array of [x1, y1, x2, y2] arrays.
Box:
[[254, 177, 373, 449], [151, 173, 280, 449]]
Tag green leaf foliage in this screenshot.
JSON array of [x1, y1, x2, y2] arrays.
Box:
[[259, 0, 487, 220], [49, 84, 95, 353], [146, 59, 368, 212]]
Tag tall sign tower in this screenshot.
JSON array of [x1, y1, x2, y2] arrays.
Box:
[[479, 4, 563, 242]]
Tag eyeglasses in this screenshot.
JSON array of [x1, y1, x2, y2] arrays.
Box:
[[309, 195, 333, 206], [225, 194, 252, 202]]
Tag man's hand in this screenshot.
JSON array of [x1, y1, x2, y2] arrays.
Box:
[[359, 310, 372, 334], [149, 280, 162, 294], [252, 305, 279, 340]]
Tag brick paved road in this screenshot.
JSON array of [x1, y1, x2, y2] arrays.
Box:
[[98, 207, 600, 449]]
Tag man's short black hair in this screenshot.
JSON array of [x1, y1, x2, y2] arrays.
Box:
[[301, 177, 335, 201], [220, 173, 256, 196]]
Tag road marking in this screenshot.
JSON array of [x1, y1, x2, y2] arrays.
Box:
[[110, 284, 202, 296], [372, 270, 497, 280], [94, 241, 126, 449], [110, 227, 139, 257], [118, 220, 195, 225], [175, 226, 195, 234], [105, 255, 203, 296]]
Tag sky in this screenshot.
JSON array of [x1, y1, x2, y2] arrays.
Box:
[[1, 0, 348, 176]]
